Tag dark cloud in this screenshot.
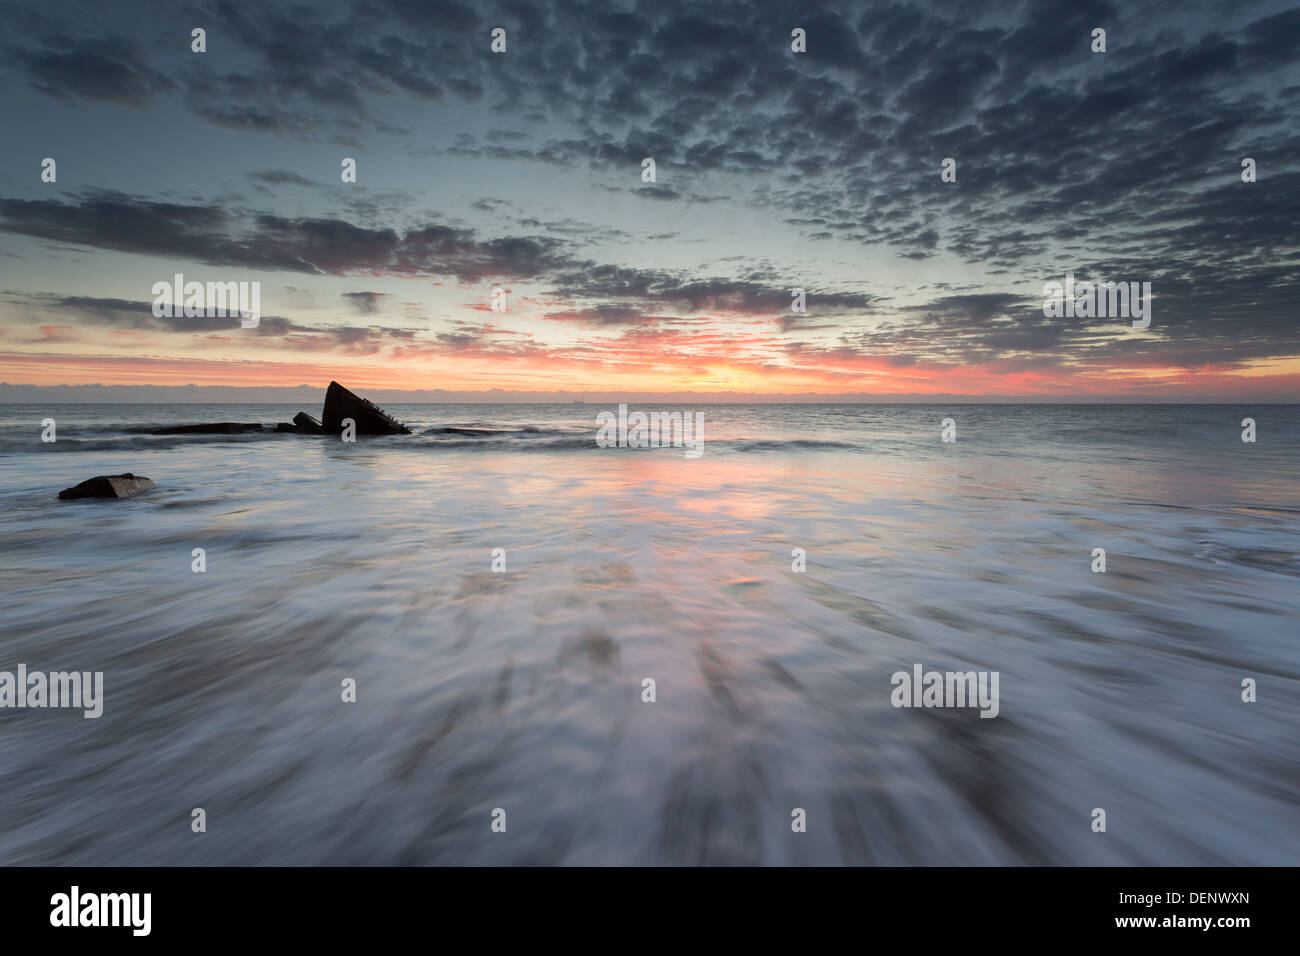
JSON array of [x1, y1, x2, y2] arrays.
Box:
[[549, 265, 878, 317], [15, 37, 175, 105], [13, 293, 294, 336], [1, 292, 420, 353], [541, 306, 652, 326], [0, 193, 569, 280], [341, 292, 389, 313], [638, 186, 682, 201], [249, 170, 318, 187]]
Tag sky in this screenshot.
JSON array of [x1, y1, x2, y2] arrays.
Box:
[[0, 0, 1297, 401]]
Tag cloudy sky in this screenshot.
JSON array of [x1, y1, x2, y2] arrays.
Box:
[[1, 0, 1297, 399]]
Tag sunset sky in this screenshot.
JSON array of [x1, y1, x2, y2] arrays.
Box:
[[1, 0, 1298, 400]]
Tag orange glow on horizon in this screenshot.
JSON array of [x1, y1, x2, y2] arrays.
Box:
[[3, 347, 1298, 398]]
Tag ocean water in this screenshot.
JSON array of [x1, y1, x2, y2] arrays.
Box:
[[0, 402, 1296, 865]]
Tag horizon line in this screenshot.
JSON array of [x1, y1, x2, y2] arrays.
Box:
[[3, 383, 1298, 405]]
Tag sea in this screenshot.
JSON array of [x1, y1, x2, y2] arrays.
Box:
[[0, 402, 1296, 864]]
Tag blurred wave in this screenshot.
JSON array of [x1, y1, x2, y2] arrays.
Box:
[[0, 403, 1297, 864]]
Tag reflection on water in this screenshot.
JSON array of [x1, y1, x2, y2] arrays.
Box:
[[0, 404, 1297, 864]]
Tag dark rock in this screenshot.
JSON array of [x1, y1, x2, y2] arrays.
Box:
[[292, 411, 325, 434], [276, 423, 297, 432], [59, 473, 156, 500], [150, 422, 264, 435], [320, 381, 411, 435]]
